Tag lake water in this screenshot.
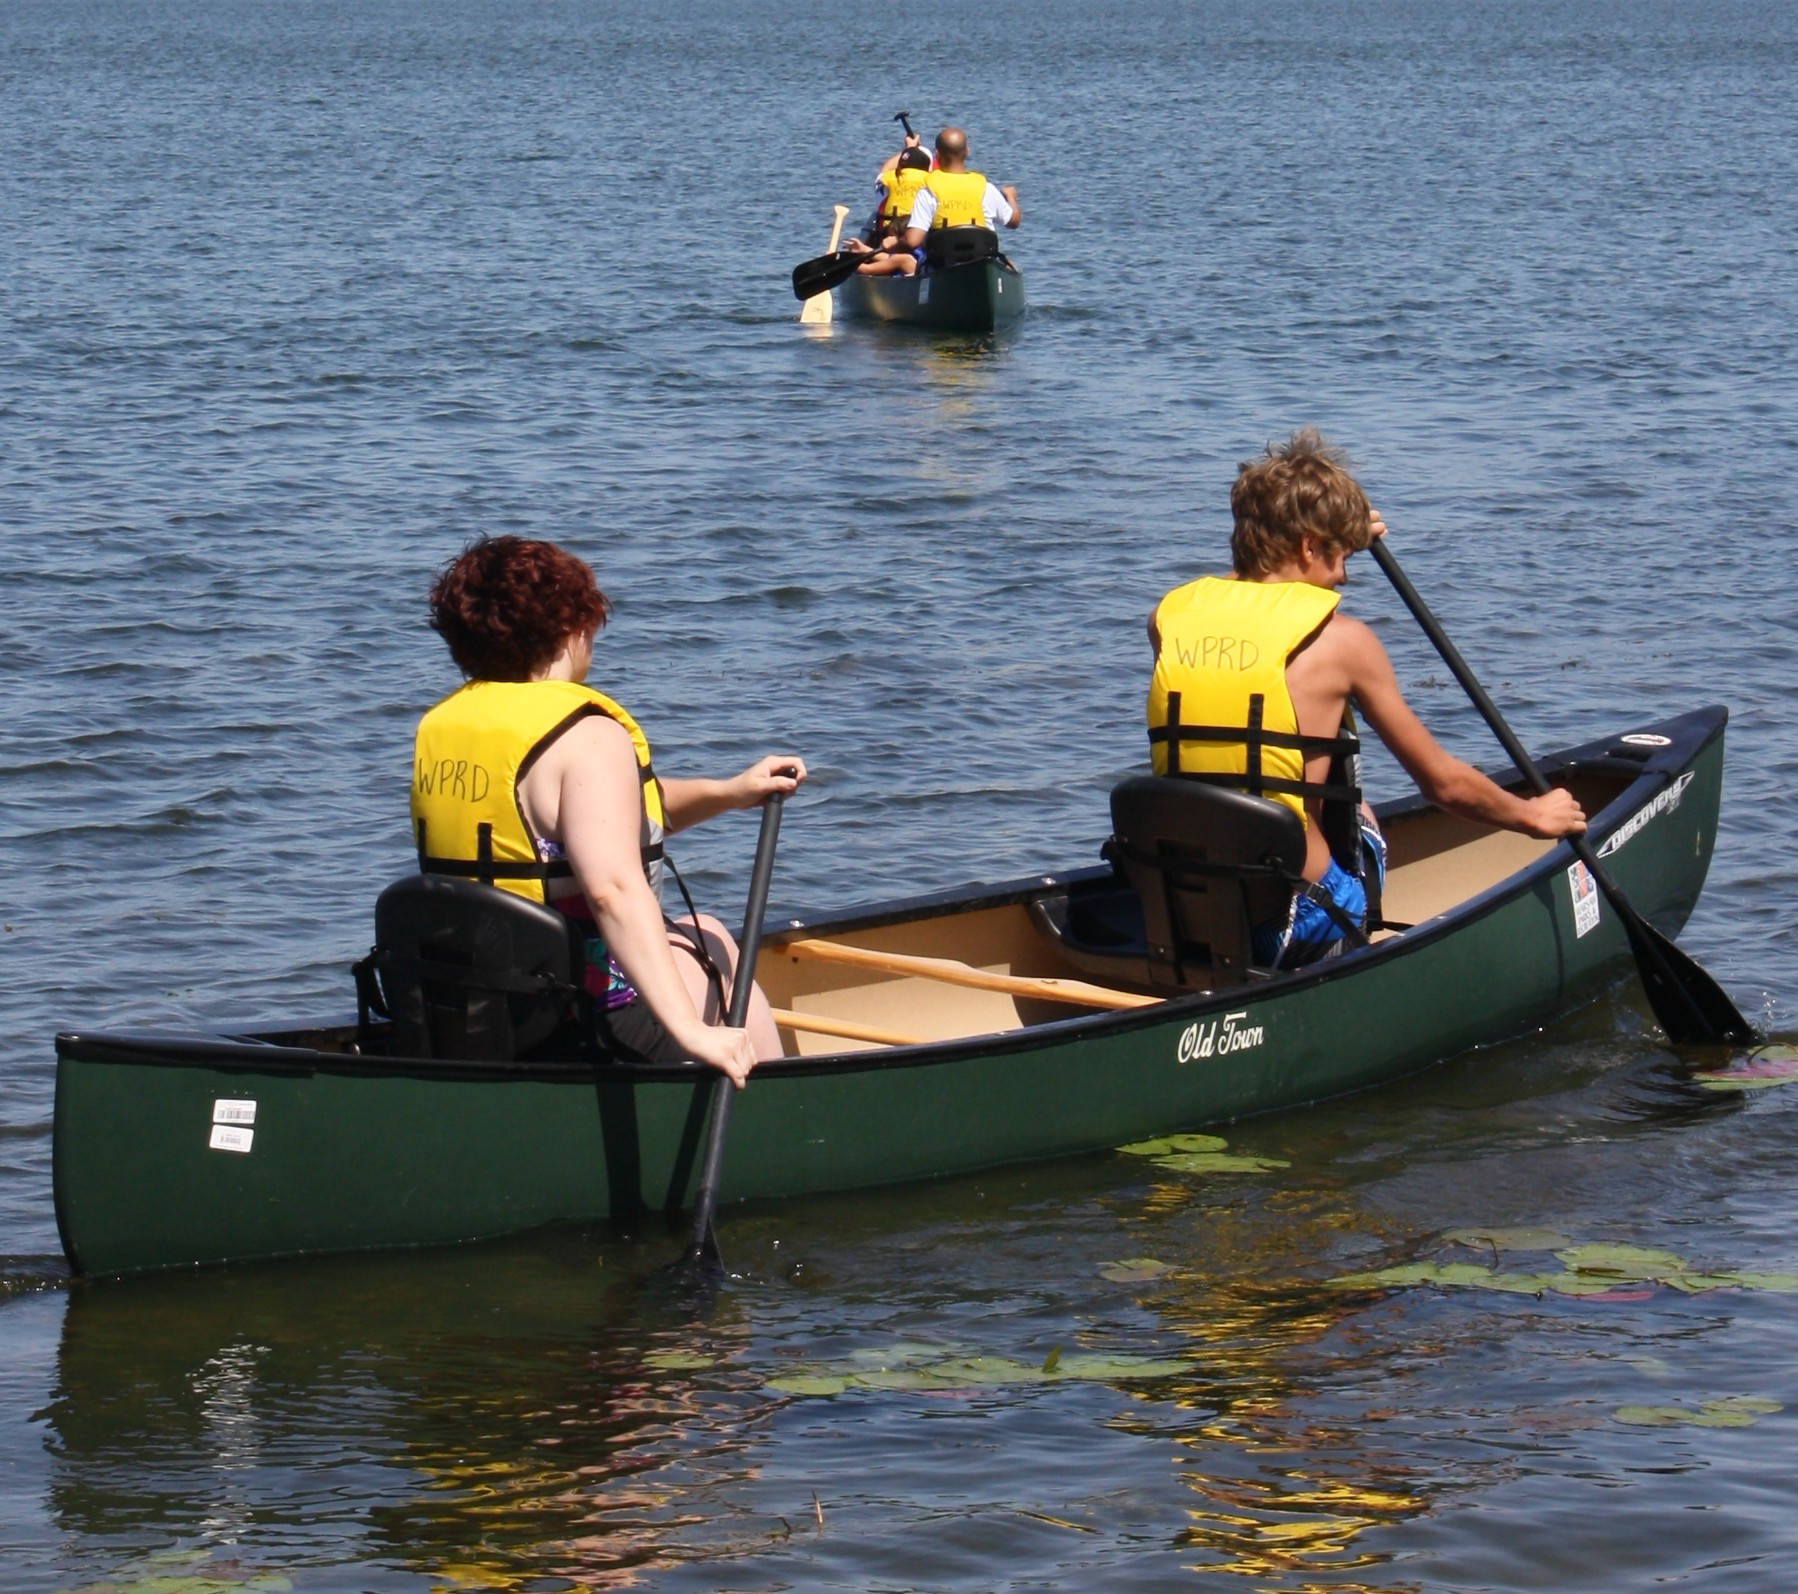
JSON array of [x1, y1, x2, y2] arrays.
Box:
[[5, 0, 1798, 1587]]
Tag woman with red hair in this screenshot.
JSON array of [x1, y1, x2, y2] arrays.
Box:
[[412, 536, 805, 1086]]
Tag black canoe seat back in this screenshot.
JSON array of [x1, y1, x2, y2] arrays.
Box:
[[1106, 776, 1307, 991], [924, 226, 1000, 269], [354, 876, 589, 1061]]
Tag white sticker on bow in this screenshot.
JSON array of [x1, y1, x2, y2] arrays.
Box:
[[1569, 861, 1601, 938]]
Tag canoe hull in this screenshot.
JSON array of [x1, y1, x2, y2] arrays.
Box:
[[55, 709, 1729, 1276], [838, 258, 1024, 332]]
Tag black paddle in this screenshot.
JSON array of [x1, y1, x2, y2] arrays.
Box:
[[1369, 537, 1754, 1045], [791, 245, 893, 301], [682, 788, 787, 1273]]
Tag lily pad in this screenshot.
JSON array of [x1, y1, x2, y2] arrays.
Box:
[[1694, 1044, 1798, 1091], [1613, 1396, 1783, 1428], [1664, 1270, 1798, 1294], [643, 1350, 715, 1371], [1150, 1151, 1290, 1175], [764, 1345, 1189, 1397], [1331, 1262, 1499, 1291], [55, 1558, 294, 1594], [1445, 1227, 1572, 1252], [1117, 1133, 1228, 1157], [768, 1374, 849, 1396], [1050, 1353, 1189, 1380], [1099, 1257, 1173, 1283], [1554, 1244, 1688, 1281]]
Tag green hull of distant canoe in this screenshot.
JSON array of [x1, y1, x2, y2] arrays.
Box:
[[838, 258, 1024, 331], [54, 710, 1728, 1277]]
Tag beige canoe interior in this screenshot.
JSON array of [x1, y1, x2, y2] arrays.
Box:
[[758, 769, 1628, 1057]]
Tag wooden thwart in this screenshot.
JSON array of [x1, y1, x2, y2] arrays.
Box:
[[770, 1007, 924, 1049], [779, 937, 1160, 1011]]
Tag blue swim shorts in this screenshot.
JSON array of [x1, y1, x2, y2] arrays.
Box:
[[1252, 822, 1389, 970]]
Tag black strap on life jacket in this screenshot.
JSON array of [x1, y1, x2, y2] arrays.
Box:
[[1149, 690, 1363, 805], [414, 816, 665, 887], [415, 819, 575, 886]]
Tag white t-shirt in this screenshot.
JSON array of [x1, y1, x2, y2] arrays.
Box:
[[906, 181, 1013, 232]]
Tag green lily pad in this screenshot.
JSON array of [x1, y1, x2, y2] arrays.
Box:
[[55, 1561, 294, 1594], [1664, 1270, 1798, 1294], [768, 1374, 848, 1396], [643, 1350, 715, 1371], [1614, 1396, 1782, 1428], [1150, 1151, 1290, 1175], [1473, 1272, 1570, 1295], [913, 1356, 1042, 1386], [1050, 1353, 1189, 1380], [1099, 1257, 1173, 1283], [1542, 1272, 1644, 1296], [1445, 1227, 1572, 1252], [1117, 1133, 1228, 1157], [1554, 1244, 1689, 1280], [848, 1367, 951, 1391], [847, 1342, 940, 1366], [1331, 1261, 1498, 1290], [1694, 1044, 1798, 1090], [762, 1344, 1189, 1398]]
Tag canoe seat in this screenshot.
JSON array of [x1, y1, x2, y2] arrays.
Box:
[[1105, 776, 1307, 991], [924, 226, 1000, 268], [353, 876, 591, 1062]]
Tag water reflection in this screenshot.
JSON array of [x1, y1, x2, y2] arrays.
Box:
[[37, 1022, 1793, 1591]]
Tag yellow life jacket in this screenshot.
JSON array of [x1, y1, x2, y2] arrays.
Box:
[[410, 679, 666, 904], [924, 169, 990, 228], [881, 165, 930, 227], [1146, 576, 1363, 854]]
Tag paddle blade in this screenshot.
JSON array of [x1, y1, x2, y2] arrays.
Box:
[[791, 250, 861, 302], [1619, 904, 1757, 1046]]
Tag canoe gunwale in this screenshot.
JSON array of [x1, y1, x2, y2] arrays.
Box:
[[54, 707, 1727, 1086]]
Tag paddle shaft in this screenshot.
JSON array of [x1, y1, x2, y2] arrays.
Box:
[[1369, 538, 1752, 1044], [781, 936, 1157, 1010], [685, 792, 786, 1267]]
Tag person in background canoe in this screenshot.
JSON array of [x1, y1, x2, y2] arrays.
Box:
[[413, 536, 806, 1087], [876, 123, 929, 178], [1146, 429, 1586, 969], [900, 126, 1021, 253], [846, 146, 932, 278]]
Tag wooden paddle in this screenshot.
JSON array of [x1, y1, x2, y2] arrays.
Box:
[[781, 937, 1158, 1010], [798, 206, 850, 324], [792, 240, 900, 302], [682, 790, 787, 1273], [1370, 537, 1754, 1045]]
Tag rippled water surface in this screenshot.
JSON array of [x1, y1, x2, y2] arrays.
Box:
[[4, 0, 1797, 1588]]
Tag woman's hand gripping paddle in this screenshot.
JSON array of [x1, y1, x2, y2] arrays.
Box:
[[1370, 537, 1753, 1046]]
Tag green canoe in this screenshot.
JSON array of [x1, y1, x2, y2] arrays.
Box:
[[54, 707, 1729, 1277], [838, 256, 1024, 331]]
